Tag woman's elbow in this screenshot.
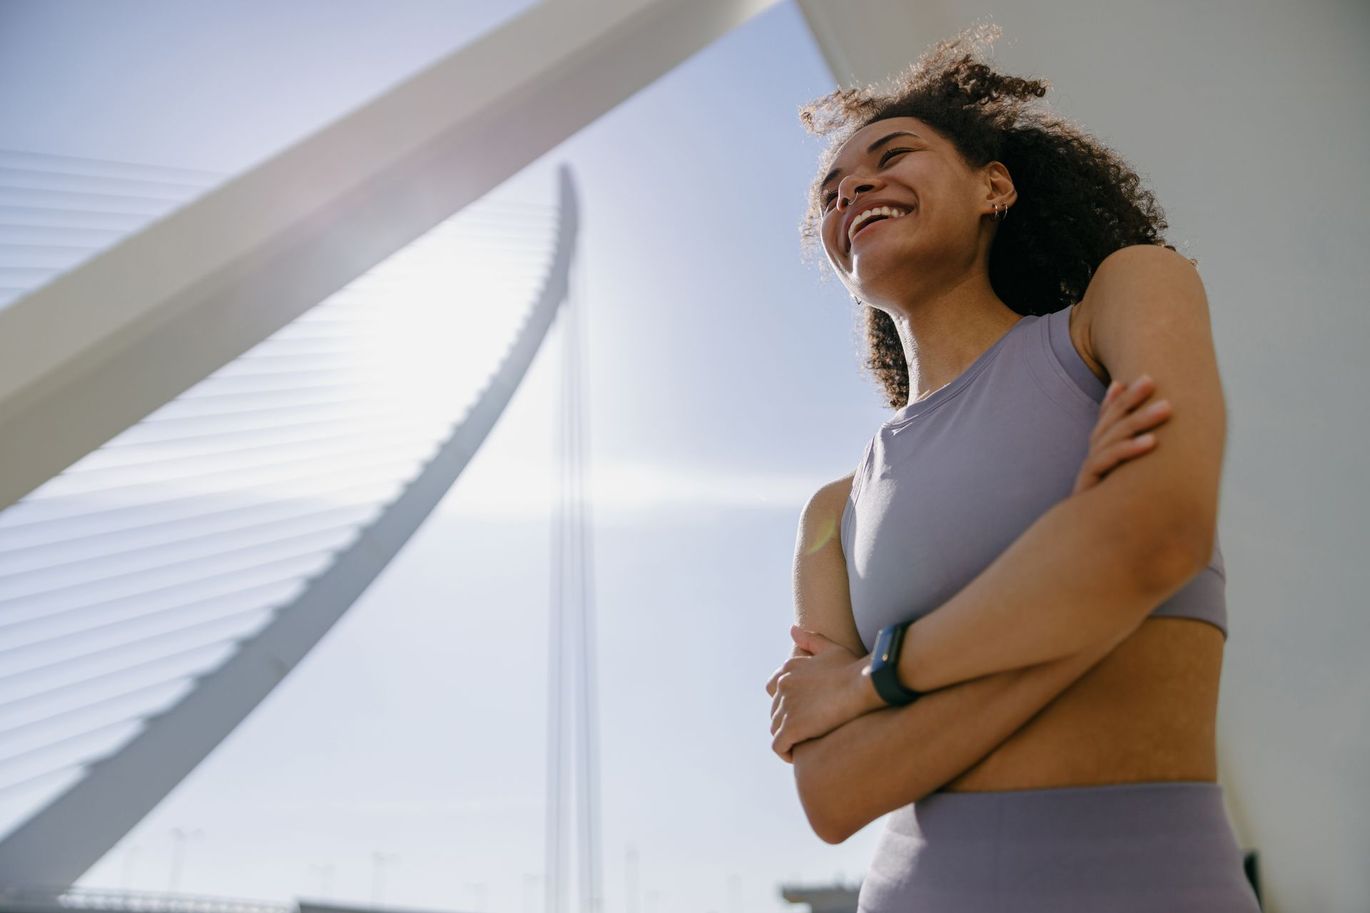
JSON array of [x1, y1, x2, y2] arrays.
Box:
[[798, 783, 851, 844], [1138, 507, 1217, 596], [793, 747, 855, 844], [814, 819, 852, 845], [793, 738, 939, 844]]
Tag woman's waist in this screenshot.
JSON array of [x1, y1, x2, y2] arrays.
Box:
[[944, 619, 1222, 792], [939, 694, 1220, 792], [939, 722, 1219, 792]]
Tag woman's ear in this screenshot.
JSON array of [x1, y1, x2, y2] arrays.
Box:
[[982, 160, 1016, 209]]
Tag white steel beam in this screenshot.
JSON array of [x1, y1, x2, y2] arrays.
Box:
[[0, 0, 781, 514]]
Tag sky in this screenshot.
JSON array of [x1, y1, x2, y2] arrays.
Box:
[[0, 2, 900, 912]]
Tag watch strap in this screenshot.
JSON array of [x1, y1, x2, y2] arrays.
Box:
[[870, 620, 924, 706]]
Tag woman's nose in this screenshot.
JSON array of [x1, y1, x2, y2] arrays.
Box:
[[837, 178, 876, 210]]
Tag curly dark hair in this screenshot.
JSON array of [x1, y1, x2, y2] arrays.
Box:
[[797, 21, 1195, 410]]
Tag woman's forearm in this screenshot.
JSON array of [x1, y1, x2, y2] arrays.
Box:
[[793, 619, 1136, 844], [895, 486, 1207, 695]]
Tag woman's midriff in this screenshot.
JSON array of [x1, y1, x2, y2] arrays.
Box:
[[940, 616, 1224, 792]]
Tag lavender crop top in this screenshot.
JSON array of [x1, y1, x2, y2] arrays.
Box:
[[840, 306, 1227, 654]]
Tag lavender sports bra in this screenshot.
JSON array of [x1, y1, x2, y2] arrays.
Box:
[[840, 306, 1227, 654]]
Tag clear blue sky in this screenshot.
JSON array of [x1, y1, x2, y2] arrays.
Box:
[[0, 2, 901, 911]]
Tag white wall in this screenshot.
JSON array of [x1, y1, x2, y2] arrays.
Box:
[[796, 1, 1370, 910]]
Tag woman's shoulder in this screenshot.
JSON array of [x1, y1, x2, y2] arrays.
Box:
[[1075, 242, 1205, 385], [797, 472, 856, 541], [807, 472, 855, 514]]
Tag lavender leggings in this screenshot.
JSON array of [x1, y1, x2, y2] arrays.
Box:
[[856, 781, 1261, 913]]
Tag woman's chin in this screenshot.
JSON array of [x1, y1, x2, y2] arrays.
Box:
[[850, 249, 914, 289]]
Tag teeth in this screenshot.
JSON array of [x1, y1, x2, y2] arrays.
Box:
[[849, 206, 911, 244]]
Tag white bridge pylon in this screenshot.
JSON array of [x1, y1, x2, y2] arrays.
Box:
[[0, 0, 783, 888]]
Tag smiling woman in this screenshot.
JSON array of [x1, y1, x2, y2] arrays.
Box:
[[766, 20, 1259, 913], [795, 26, 1198, 412]]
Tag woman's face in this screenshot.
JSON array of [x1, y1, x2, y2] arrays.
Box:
[[816, 116, 1003, 310]]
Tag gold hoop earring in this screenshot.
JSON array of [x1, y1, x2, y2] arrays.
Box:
[[992, 202, 1008, 222]]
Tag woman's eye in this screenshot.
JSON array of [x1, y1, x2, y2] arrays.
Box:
[[821, 149, 911, 213]]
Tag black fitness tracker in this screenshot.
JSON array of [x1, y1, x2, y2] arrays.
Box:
[[869, 620, 924, 706]]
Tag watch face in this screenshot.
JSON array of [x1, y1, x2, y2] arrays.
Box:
[[874, 623, 900, 665], [872, 628, 891, 669]]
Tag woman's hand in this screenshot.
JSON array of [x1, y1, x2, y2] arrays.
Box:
[[1073, 374, 1171, 495], [766, 625, 878, 763]]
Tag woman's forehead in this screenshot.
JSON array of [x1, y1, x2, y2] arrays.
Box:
[[837, 117, 931, 157]]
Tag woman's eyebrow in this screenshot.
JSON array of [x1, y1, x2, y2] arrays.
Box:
[[819, 131, 923, 193]]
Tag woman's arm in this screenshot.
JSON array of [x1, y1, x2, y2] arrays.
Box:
[[893, 248, 1225, 692], [794, 622, 1135, 844], [893, 467, 1209, 694], [785, 475, 1186, 843], [778, 367, 1183, 751]]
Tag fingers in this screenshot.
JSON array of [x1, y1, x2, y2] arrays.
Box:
[[1095, 397, 1171, 453], [772, 733, 794, 764], [765, 650, 814, 698], [769, 660, 799, 727], [768, 673, 795, 760], [770, 699, 790, 756], [765, 658, 790, 698], [1096, 374, 1156, 428], [765, 650, 815, 763], [1073, 433, 1158, 494], [771, 711, 797, 761], [1073, 374, 1171, 495], [1093, 375, 1171, 452], [1095, 374, 1155, 437]]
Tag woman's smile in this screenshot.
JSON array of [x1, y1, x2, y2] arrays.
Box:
[[850, 210, 912, 248]]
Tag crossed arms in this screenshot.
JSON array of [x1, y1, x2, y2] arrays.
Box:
[[785, 246, 1225, 843]]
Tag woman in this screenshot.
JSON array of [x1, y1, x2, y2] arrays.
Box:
[[764, 23, 1260, 913]]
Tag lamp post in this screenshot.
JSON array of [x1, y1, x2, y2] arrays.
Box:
[[168, 828, 204, 894], [371, 851, 399, 906], [523, 874, 540, 913], [309, 863, 336, 900], [121, 844, 139, 892]]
